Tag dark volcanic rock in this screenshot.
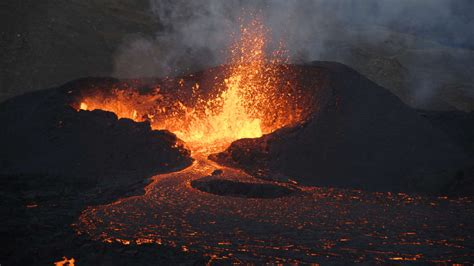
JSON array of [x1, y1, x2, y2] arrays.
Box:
[[0, 78, 198, 265], [0, 173, 205, 266], [417, 110, 474, 195], [191, 177, 298, 198], [212, 62, 470, 194], [418, 110, 474, 157], [211, 169, 223, 176], [0, 78, 192, 182]]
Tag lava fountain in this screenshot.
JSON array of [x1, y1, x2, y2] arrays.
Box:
[[76, 17, 309, 153], [70, 16, 474, 265]]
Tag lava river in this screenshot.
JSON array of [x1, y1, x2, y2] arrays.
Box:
[[74, 150, 473, 264]]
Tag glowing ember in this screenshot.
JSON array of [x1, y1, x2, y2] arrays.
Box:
[[54, 257, 75, 266], [77, 17, 307, 153]]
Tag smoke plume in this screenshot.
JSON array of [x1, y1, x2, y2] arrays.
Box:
[[112, 0, 474, 110]]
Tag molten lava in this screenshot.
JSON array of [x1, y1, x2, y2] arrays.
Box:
[[77, 18, 307, 152], [54, 257, 75, 266]]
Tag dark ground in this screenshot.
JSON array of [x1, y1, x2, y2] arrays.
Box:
[[0, 173, 207, 265], [0, 0, 159, 102]]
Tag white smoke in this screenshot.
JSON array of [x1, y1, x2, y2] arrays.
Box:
[[112, 0, 474, 106]]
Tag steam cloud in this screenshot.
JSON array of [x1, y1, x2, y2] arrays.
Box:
[[112, 0, 474, 110]]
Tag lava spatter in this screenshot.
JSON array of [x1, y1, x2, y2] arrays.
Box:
[[76, 17, 307, 153]]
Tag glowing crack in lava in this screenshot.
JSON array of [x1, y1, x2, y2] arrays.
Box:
[[77, 18, 306, 152]]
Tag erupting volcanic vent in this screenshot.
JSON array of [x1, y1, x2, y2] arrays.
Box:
[[76, 18, 309, 152], [2, 11, 471, 266]]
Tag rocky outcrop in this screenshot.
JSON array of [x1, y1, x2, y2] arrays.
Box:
[[191, 177, 298, 199], [0, 77, 192, 189]]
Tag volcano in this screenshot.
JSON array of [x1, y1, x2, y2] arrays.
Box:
[[0, 61, 469, 194], [1, 16, 473, 265], [1, 61, 473, 264]]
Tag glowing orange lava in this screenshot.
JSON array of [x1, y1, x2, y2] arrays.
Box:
[[77, 17, 307, 153], [54, 257, 75, 266]]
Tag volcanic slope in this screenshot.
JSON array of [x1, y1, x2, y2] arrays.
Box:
[[212, 61, 470, 194]]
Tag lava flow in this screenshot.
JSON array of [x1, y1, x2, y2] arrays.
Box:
[[76, 17, 308, 153], [72, 17, 474, 264]]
